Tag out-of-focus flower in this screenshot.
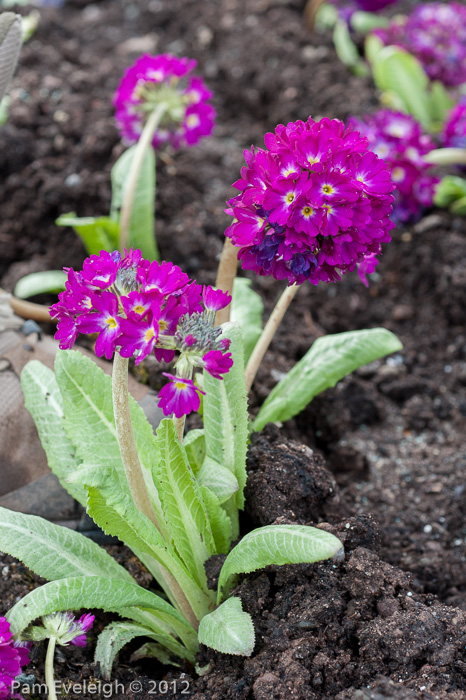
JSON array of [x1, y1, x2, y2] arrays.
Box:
[[442, 97, 466, 150], [372, 3, 466, 87], [225, 116, 395, 285], [49, 250, 233, 418], [0, 617, 30, 699], [114, 53, 215, 150], [349, 109, 439, 223], [330, 0, 397, 16]]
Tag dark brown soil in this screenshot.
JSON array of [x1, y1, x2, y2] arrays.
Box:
[[1, 0, 466, 698]]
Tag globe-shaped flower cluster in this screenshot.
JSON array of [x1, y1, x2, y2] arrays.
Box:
[[442, 97, 466, 150], [225, 116, 395, 286], [50, 250, 232, 418], [373, 3, 466, 87], [114, 53, 215, 150], [349, 110, 438, 223]]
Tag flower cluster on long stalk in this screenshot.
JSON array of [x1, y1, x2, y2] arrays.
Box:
[[372, 3, 466, 87], [225, 116, 395, 286], [348, 110, 439, 223], [50, 250, 232, 418], [114, 53, 215, 150]]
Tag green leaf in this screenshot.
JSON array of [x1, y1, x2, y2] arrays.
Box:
[[230, 278, 263, 364], [111, 145, 159, 261], [350, 11, 389, 33], [253, 328, 402, 431], [203, 323, 249, 522], [450, 195, 466, 215], [434, 175, 466, 208], [20, 360, 86, 506], [153, 419, 214, 586], [217, 525, 343, 603], [197, 457, 239, 505], [6, 576, 191, 639], [199, 486, 232, 555], [427, 81, 454, 129], [130, 641, 182, 666], [333, 19, 369, 77], [55, 213, 119, 256], [0, 507, 133, 583], [183, 429, 206, 475], [370, 46, 432, 129], [95, 621, 189, 679], [55, 350, 166, 531], [198, 597, 255, 656], [13, 271, 66, 299]]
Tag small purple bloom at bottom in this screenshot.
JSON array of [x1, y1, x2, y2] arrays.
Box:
[[158, 373, 205, 418]]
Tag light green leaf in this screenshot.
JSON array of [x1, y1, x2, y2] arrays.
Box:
[[350, 11, 389, 33], [7, 576, 191, 639], [111, 145, 159, 261], [20, 360, 86, 505], [55, 213, 119, 256], [183, 429, 206, 474], [253, 328, 402, 431], [217, 525, 343, 603], [370, 46, 432, 129], [230, 278, 263, 364], [427, 81, 454, 129], [0, 507, 133, 583], [199, 486, 232, 555], [55, 350, 166, 532], [450, 195, 466, 215], [434, 175, 466, 209], [13, 271, 66, 299], [365, 32, 384, 65], [198, 597, 255, 656], [130, 642, 182, 666], [333, 19, 369, 77], [95, 621, 190, 680], [203, 323, 249, 525], [153, 419, 214, 587], [197, 457, 239, 505]]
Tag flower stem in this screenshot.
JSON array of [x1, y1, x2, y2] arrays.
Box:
[[423, 148, 466, 166], [244, 283, 299, 392], [45, 637, 57, 700], [118, 102, 166, 255], [214, 237, 238, 325]]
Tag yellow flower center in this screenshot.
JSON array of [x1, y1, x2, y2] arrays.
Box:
[[286, 193, 295, 204], [391, 167, 405, 182], [322, 184, 334, 195], [144, 328, 156, 342], [133, 304, 146, 315], [106, 317, 118, 329], [175, 381, 187, 390], [302, 206, 313, 217], [158, 319, 168, 331]]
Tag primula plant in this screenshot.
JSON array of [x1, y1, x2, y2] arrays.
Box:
[[0, 617, 30, 699], [0, 115, 403, 677]]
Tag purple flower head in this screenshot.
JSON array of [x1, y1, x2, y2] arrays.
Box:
[[330, 0, 398, 19], [50, 250, 234, 418], [70, 614, 95, 648], [28, 612, 94, 649], [372, 3, 466, 87], [442, 97, 466, 150], [348, 109, 438, 223], [114, 53, 215, 150], [0, 617, 30, 699], [225, 116, 395, 286], [158, 373, 205, 418]]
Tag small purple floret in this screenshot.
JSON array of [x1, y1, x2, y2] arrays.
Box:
[[158, 374, 205, 419]]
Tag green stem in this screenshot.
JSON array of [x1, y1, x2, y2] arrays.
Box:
[[45, 637, 57, 700], [118, 103, 166, 254], [423, 148, 466, 166], [245, 283, 299, 392]]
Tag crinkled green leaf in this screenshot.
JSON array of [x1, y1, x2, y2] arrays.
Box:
[[55, 350, 166, 531], [199, 486, 232, 555], [0, 12, 21, 102], [20, 360, 86, 505], [14, 271, 66, 299], [230, 278, 263, 364], [197, 457, 239, 505], [55, 213, 119, 256], [254, 328, 402, 431], [111, 145, 159, 261], [203, 323, 248, 524], [0, 507, 133, 583], [183, 429, 206, 475], [7, 576, 189, 639], [218, 525, 343, 602], [95, 621, 190, 680], [198, 597, 255, 656], [153, 419, 214, 587]]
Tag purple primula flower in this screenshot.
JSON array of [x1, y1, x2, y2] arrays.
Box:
[[70, 614, 95, 648], [225, 116, 395, 286], [372, 3, 466, 87], [114, 53, 215, 150], [442, 97, 466, 150], [348, 109, 438, 223], [49, 249, 234, 418], [0, 617, 30, 699], [330, 0, 397, 16], [158, 373, 205, 418]]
